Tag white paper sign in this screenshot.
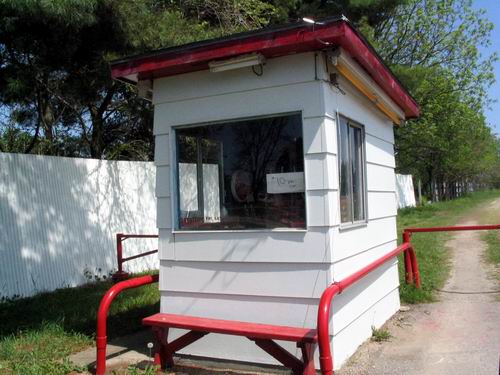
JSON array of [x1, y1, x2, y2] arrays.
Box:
[[179, 163, 198, 212], [266, 172, 305, 194], [203, 164, 221, 223]]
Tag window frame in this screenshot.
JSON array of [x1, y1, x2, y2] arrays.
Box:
[[171, 112, 308, 233], [336, 113, 368, 229]]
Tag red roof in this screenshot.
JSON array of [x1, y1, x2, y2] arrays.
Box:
[[110, 18, 419, 119]]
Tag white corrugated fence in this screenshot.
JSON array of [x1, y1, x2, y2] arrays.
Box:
[[0, 153, 157, 299], [395, 174, 416, 208]]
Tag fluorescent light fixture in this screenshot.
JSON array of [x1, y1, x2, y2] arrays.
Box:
[[209, 53, 266, 73], [302, 17, 324, 25], [329, 48, 405, 125]]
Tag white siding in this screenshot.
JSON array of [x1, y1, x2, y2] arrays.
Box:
[[323, 67, 401, 368], [153, 52, 401, 370], [0, 153, 157, 299]]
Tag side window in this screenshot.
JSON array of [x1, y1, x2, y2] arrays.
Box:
[[338, 115, 367, 224]]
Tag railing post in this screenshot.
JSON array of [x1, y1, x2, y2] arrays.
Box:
[[402, 230, 414, 284], [96, 274, 159, 375], [112, 233, 129, 281], [117, 233, 123, 274], [409, 245, 421, 288]]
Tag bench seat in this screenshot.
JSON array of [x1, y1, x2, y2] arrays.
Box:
[[143, 313, 318, 374]]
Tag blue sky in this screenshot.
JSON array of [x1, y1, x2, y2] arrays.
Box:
[[474, 0, 500, 135]]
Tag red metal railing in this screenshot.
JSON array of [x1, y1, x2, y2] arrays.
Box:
[[112, 233, 159, 281], [404, 224, 500, 234], [317, 242, 417, 375], [96, 274, 159, 375], [317, 223, 500, 374], [97, 224, 499, 375]]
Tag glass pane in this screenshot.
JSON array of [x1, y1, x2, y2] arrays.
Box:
[[350, 126, 365, 221], [177, 135, 202, 227], [201, 139, 222, 223], [339, 117, 352, 223], [176, 114, 305, 230]]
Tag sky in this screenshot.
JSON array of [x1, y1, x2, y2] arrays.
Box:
[[473, 0, 500, 135]]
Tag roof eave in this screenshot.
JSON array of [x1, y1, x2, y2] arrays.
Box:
[[110, 19, 420, 119]]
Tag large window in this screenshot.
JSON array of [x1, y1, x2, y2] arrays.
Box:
[[175, 113, 305, 230], [338, 115, 366, 224]]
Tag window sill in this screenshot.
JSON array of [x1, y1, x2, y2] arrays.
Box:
[[338, 221, 368, 232], [172, 228, 308, 234]]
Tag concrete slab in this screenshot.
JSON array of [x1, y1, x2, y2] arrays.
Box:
[[69, 329, 290, 374], [69, 330, 153, 373]]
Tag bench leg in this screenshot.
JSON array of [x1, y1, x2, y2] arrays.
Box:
[[251, 338, 304, 374], [152, 328, 208, 372], [152, 327, 174, 370], [298, 342, 317, 375]]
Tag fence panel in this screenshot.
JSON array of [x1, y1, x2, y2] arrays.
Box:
[[0, 153, 158, 299]]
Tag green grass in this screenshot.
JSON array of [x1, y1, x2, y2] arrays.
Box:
[[478, 201, 500, 292], [397, 189, 500, 303], [1, 190, 500, 373], [371, 326, 391, 342], [483, 231, 500, 266], [0, 272, 159, 374]]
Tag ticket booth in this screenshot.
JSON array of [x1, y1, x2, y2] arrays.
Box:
[[111, 16, 419, 371]]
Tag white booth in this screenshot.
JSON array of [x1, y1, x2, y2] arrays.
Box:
[[111, 16, 420, 371]]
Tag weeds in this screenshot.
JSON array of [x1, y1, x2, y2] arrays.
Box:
[[371, 326, 391, 342]]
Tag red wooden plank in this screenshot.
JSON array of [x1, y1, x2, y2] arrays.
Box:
[[143, 313, 317, 343]]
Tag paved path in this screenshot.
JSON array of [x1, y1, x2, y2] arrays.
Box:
[[339, 200, 500, 375]]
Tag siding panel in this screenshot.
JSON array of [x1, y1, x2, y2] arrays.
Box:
[[153, 81, 325, 134], [367, 163, 396, 192], [153, 53, 317, 105], [160, 261, 330, 299], [168, 228, 329, 263]]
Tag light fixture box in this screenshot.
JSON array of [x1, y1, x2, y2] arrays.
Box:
[[208, 53, 266, 73]]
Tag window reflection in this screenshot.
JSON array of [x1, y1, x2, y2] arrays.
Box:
[[176, 114, 305, 230], [339, 115, 366, 224]]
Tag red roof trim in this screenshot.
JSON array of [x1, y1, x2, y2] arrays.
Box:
[[111, 20, 419, 119]]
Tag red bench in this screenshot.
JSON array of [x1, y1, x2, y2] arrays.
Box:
[[143, 313, 318, 374]]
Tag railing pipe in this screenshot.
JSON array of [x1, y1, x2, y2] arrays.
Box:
[[317, 242, 413, 375], [402, 224, 500, 288], [96, 274, 159, 375], [404, 224, 500, 234], [122, 249, 159, 263], [112, 233, 159, 281]]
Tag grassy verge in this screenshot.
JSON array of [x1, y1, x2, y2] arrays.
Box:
[[1, 190, 500, 373], [483, 231, 500, 266], [477, 200, 500, 293], [0, 272, 159, 375], [397, 189, 500, 304]]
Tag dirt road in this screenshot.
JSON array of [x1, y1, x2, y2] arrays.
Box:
[[339, 199, 500, 375]]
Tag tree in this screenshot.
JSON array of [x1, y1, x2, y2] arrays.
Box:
[[0, 0, 275, 160], [370, 0, 496, 109], [358, 0, 499, 199], [394, 65, 498, 199]]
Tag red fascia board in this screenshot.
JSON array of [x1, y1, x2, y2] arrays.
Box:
[[111, 21, 419, 119], [110, 24, 344, 79], [339, 26, 420, 118]]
